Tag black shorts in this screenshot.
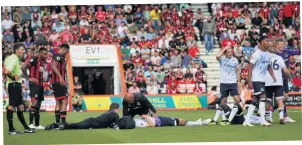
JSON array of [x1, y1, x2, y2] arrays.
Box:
[[283, 78, 289, 93], [231, 115, 245, 125], [29, 82, 44, 101], [220, 83, 239, 98], [52, 83, 68, 100], [265, 86, 284, 99], [8, 82, 23, 106], [158, 116, 177, 127], [252, 82, 265, 96]]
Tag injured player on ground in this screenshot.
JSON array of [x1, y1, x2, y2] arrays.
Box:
[[134, 114, 212, 128]]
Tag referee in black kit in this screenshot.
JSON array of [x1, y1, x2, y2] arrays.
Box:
[[123, 93, 158, 118]]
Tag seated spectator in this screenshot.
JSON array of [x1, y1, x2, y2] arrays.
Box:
[[181, 51, 191, 68], [251, 12, 263, 28], [146, 81, 159, 95], [176, 68, 184, 81], [72, 93, 83, 112], [128, 82, 141, 93], [292, 72, 301, 91], [137, 78, 147, 93], [144, 66, 155, 79], [195, 67, 208, 91], [170, 50, 182, 67], [242, 40, 255, 59], [219, 28, 229, 43], [155, 68, 165, 87], [168, 82, 180, 94], [184, 69, 193, 82], [149, 74, 158, 85], [125, 71, 135, 89], [153, 60, 163, 71], [193, 82, 203, 95]]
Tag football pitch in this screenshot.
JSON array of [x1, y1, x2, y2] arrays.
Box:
[[3, 109, 302, 145]]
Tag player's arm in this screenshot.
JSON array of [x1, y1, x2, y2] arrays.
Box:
[[216, 46, 229, 62], [267, 65, 277, 82], [3, 57, 18, 80], [288, 49, 301, 56], [280, 58, 291, 78], [141, 115, 156, 127], [122, 99, 130, 117], [141, 94, 157, 115], [109, 112, 120, 130], [236, 63, 241, 84], [51, 57, 64, 83]]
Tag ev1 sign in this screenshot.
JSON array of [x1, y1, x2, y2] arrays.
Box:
[[69, 45, 118, 66]]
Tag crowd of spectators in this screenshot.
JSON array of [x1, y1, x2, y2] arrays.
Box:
[[1, 2, 301, 100], [210, 2, 301, 94]]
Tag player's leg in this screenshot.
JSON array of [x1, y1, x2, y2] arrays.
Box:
[[28, 82, 39, 129], [218, 84, 229, 123], [53, 83, 62, 125], [61, 117, 97, 130], [243, 92, 258, 127], [258, 83, 272, 126], [208, 97, 222, 125], [226, 83, 242, 124], [7, 83, 18, 134], [34, 86, 45, 129], [14, 83, 34, 133], [264, 86, 274, 123], [11, 83, 34, 133], [274, 86, 286, 124], [180, 118, 211, 126]]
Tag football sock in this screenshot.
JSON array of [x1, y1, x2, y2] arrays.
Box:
[[7, 109, 15, 132], [185, 121, 202, 126], [222, 111, 227, 120], [61, 110, 67, 123], [259, 100, 266, 122], [29, 107, 35, 125], [17, 111, 30, 130], [55, 110, 61, 124], [213, 107, 222, 122], [228, 104, 239, 122], [34, 107, 40, 126], [279, 108, 284, 120], [284, 105, 288, 117], [245, 103, 256, 123], [265, 111, 270, 121]]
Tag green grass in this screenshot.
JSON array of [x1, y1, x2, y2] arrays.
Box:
[[3, 109, 302, 145]]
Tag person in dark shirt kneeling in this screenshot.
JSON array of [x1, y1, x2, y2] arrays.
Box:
[[123, 93, 158, 118]]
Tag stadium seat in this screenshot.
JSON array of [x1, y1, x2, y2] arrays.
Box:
[[186, 84, 195, 93], [179, 84, 187, 93]]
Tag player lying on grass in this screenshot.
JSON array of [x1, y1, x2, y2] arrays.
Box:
[[209, 103, 261, 125], [47, 103, 120, 130], [134, 114, 212, 128]]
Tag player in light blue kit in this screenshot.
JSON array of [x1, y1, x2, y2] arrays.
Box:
[[211, 46, 242, 125], [244, 36, 277, 127]]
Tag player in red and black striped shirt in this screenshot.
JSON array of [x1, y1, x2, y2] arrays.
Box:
[[22, 47, 49, 130], [51, 43, 70, 127]]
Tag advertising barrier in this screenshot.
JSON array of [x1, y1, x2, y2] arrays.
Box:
[[2, 92, 300, 112], [285, 92, 302, 108], [80, 95, 208, 111]]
